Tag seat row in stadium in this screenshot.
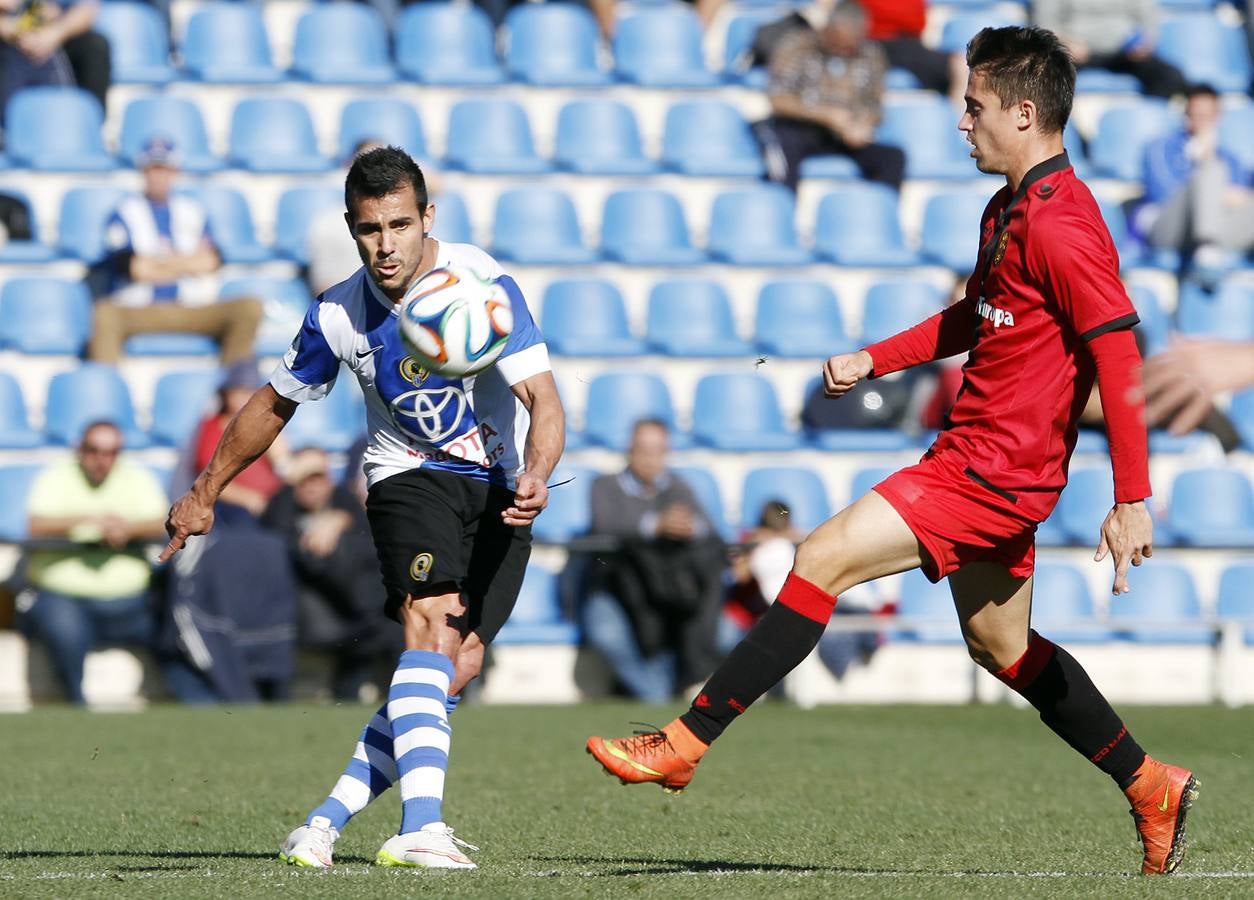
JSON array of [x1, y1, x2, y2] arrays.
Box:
[[93, 2, 1251, 94]]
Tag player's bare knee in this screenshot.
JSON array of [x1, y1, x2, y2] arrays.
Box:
[[400, 591, 466, 655], [963, 634, 1001, 671]]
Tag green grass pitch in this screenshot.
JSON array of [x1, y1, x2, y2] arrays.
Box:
[[1, 703, 1251, 898]]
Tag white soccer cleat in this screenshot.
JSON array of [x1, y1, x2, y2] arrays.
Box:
[[279, 817, 339, 869], [376, 822, 479, 870]]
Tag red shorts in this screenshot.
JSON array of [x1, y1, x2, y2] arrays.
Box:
[[873, 451, 1039, 583]]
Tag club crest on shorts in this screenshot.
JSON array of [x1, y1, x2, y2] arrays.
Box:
[[410, 552, 434, 582]]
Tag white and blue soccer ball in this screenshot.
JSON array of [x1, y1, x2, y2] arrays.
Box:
[[399, 266, 514, 377]]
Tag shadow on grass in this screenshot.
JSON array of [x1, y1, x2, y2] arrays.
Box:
[[0, 850, 375, 865], [528, 854, 908, 876]]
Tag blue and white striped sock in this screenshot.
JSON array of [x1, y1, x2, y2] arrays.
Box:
[[305, 703, 397, 831], [388, 649, 454, 835]]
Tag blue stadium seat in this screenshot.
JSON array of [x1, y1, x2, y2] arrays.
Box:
[[1128, 284, 1171, 357], [614, 7, 717, 87], [444, 98, 551, 174], [0, 374, 41, 449], [1219, 105, 1254, 172], [181, 4, 281, 82], [741, 467, 831, 532], [395, 4, 504, 85], [283, 378, 366, 453], [937, 10, 1020, 53], [1157, 15, 1252, 94], [504, 3, 609, 86], [583, 373, 686, 450], [531, 466, 593, 543], [1117, 564, 1210, 643], [601, 190, 705, 265], [755, 280, 852, 358], [57, 186, 129, 263], [431, 193, 473, 245], [1095, 197, 1139, 266], [44, 365, 149, 448], [814, 184, 919, 267], [0, 465, 41, 541], [1074, 68, 1141, 93], [5, 87, 115, 171], [671, 466, 729, 540], [1231, 389, 1254, 452], [919, 191, 987, 271], [647, 280, 752, 357], [1055, 468, 1116, 545], [541, 281, 645, 357], [848, 466, 897, 505], [708, 186, 811, 266], [722, 10, 777, 87], [491, 188, 596, 265], [692, 374, 800, 451], [0, 277, 91, 355], [291, 4, 394, 84], [219, 276, 313, 356], [1091, 101, 1177, 181], [1216, 563, 1254, 643], [94, 1, 174, 83], [178, 185, 270, 264], [1167, 468, 1254, 547], [554, 100, 657, 175], [1031, 562, 1110, 643], [339, 99, 428, 162], [662, 100, 765, 177], [494, 566, 579, 644], [895, 569, 962, 643], [0, 189, 54, 262], [274, 186, 343, 263], [149, 370, 221, 448], [1034, 508, 1068, 547], [119, 96, 220, 173], [878, 97, 975, 179], [797, 155, 861, 180], [229, 98, 329, 173], [1176, 280, 1254, 340], [860, 280, 945, 345]]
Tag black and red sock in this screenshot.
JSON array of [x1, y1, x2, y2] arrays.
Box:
[[680, 572, 835, 746], [996, 631, 1146, 787]]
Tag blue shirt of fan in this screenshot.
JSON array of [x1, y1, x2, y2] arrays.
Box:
[[105, 200, 210, 302]]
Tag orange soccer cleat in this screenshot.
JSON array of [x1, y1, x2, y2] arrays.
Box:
[[1124, 756, 1200, 875], [585, 720, 708, 793]]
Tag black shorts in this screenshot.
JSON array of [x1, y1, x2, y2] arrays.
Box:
[[366, 466, 532, 644]]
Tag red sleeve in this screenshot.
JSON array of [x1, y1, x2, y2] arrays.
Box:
[[1027, 206, 1139, 341], [862, 298, 978, 377], [1089, 329, 1151, 504]]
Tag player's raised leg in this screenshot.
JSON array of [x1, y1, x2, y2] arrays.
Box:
[[950, 562, 1199, 875], [587, 489, 926, 790]]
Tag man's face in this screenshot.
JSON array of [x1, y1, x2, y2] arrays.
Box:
[[291, 449, 334, 511], [821, 18, 863, 56], [627, 423, 668, 487], [345, 184, 435, 301], [78, 425, 122, 487], [1184, 93, 1220, 136], [143, 164, 177, 203], [958, 70, 1026, 176]]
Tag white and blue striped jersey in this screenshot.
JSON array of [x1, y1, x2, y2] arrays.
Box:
[[270, 242, 551, 490]]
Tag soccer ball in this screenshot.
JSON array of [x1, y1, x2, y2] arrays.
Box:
[[399, 266, 514, 377]]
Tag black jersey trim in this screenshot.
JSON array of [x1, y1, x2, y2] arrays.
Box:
[[964, 467, 1018, 504], [1079, 312, 1140, 343]]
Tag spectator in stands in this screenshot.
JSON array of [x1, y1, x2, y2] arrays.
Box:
[[1144, 338, 1254, 437], [724, 500, 801, 650], [1136, 84, 1254, 279], [0, 0, 110, 113], [756, 1, 905, 192], [588, 0, 726, 38], [188, 358, 286, 529], [262, 447, 400, 701], [581, 419, 726, 702], [1032, 0, 1186, 98], [88, 136, 262, 365], [0, 189, 34, 247], [17, 420, 167, 704], [863, 0, 965, 103]]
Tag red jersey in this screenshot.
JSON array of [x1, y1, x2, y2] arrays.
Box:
[[861, 0, 926, 41], [194, 414, 282, 499], [865, 154, 1144, 522]]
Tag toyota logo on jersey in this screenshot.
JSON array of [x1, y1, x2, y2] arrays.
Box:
[[390, 385, 470, 443]]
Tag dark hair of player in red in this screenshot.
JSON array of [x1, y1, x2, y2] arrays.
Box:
[[966, 26, 1076, 135], [344, 145, 429, 223]]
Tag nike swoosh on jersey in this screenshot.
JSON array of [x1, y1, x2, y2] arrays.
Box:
[[355, 345, 382, 359]]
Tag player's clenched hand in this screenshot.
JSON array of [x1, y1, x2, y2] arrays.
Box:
[[159, 490, 216, 562], [1095, 501, 1153, 596], [502, 472, 548, 527], [822, 350, 874, 399]]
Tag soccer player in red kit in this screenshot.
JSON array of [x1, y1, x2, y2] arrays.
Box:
[[586, 26, 1199, 876]]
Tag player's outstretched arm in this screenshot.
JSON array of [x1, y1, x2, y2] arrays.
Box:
[[505, 371, 566, 527], [160, 385, 297, 561], [822, 350, 874, 398]]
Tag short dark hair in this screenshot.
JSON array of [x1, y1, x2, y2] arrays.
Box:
[[632, 417, 670, 436], [344, 145, 428, 222], [1185, 82, 1219, 101], [966, 26, 1075, 135]]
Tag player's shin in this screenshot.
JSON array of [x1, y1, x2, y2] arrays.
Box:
[[679, 572, 836, 746], [387, 649, 455, 835], [305, 702, 397, 831], [995, 631, 1146, 786]]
